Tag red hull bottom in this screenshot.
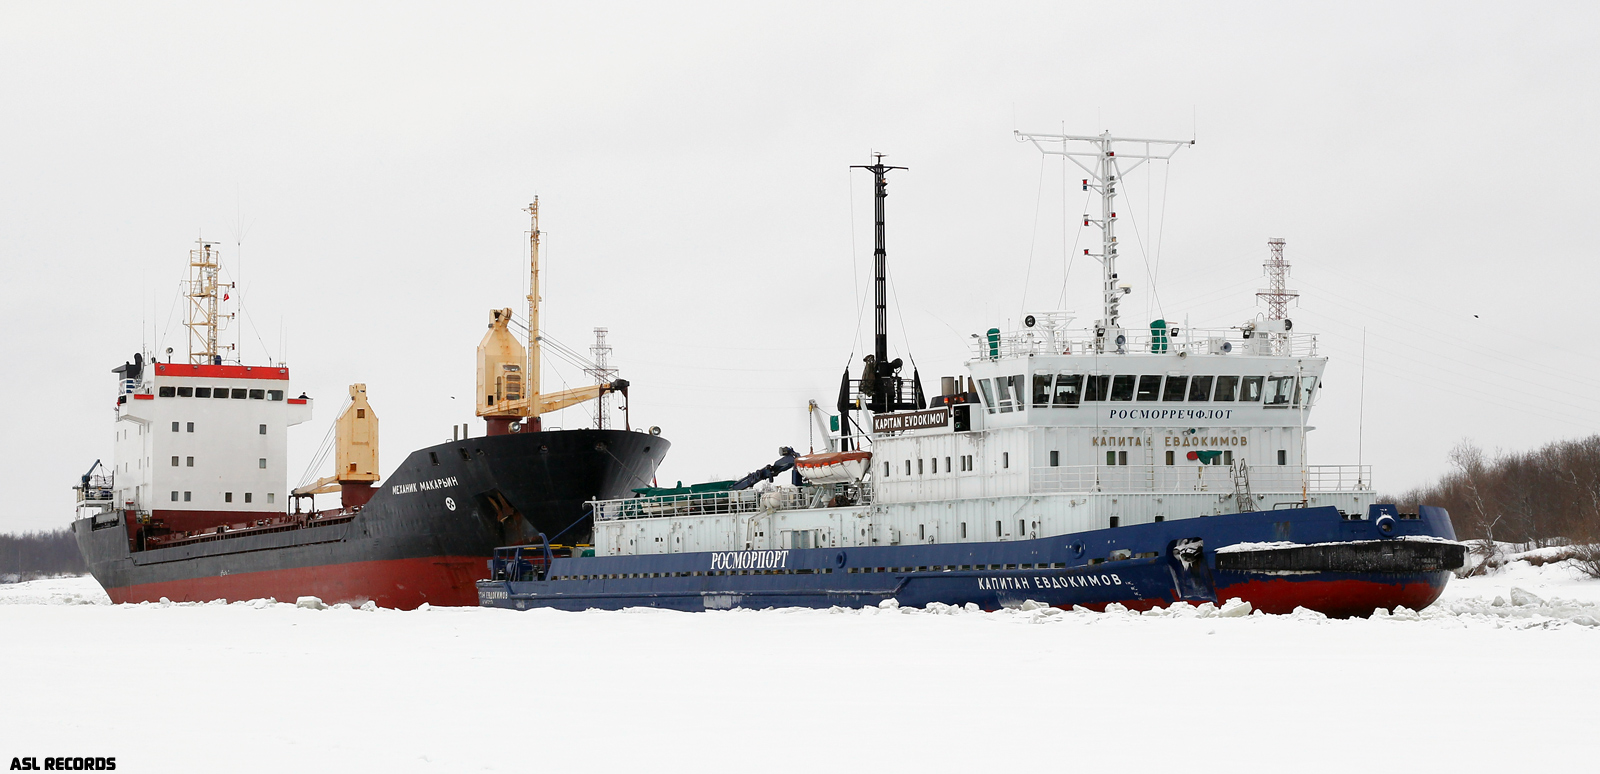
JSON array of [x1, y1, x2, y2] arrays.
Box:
[[1067, 575, 1449, 618], [103, 555, 489, 609], [1217, 576, 1450, 618]]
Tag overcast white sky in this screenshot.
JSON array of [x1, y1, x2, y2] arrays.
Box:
[[3, 2, 1598, 533]]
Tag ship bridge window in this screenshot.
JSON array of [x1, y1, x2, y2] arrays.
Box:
[[1052, 374, 1082, 407], [1297, 376, 1318, 406], [1083, 375, 1110, 402], [1214, 376, 1240, 402], [1109, 375, 1136, 401], [249, 389, 265, 400], [194, 387, 211, 398], [1188, 376, 1214, 402], [1032, 373, 1053, 407], [1240, 376, 1263, 402], [1265, 376, 1295, 407], [1009, 375, 1026, 410], [177, 386, 193, 397], [158, 386, 176, 397], [991, 374, 1022, 413], [1163, 376, 1189, 401], [978, 378, 997, 414], [268, 390, 283, 401], [212, 387, 229, 399], [1136, 375, 1162, 401], [231, 388, 248, 399]]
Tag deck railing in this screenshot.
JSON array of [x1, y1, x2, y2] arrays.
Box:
[[593, 483, 874, 522], [1028, 464, 1370, 494], [973, 326, 1318, 361]]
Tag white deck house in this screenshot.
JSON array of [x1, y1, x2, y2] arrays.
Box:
[[592, 132, 1370, 558]]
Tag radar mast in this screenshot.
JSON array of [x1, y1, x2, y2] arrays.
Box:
[[1015, 130, 1192, 349], [185, 239, 235, 365]]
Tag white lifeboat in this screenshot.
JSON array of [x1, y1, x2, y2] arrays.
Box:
[[794, 450, 872, 484]]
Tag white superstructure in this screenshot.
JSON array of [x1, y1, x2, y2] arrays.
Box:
[[106, 359, 314, 521], [589, 133, 1373, 558], [85, 239, 315, 527]]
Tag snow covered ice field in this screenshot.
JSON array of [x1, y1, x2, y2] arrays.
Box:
[[3, 561, 1597, 774]]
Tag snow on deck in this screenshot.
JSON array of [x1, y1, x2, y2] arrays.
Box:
[[2, 563, 1596, 772]]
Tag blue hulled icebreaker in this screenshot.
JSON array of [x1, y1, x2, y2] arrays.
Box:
[[477, 132, 1464, 617]]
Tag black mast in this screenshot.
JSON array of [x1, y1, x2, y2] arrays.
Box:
[[852, 153, 905, 412]]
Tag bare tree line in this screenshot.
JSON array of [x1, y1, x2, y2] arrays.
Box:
[[1388, 436, 1600, 577], [0, 529, 88, 581]]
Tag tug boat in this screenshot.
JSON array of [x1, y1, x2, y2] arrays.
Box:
[[72, 202, 668, 608], [476, 136, 1465, 617]]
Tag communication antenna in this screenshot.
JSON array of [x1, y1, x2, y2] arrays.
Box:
[[1016, 130, 1192, 349]]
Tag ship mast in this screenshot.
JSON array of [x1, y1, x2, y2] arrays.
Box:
[[851, 153, 905, 413], [526, 198, 541, 424], [1015, 130, 1191, 348], [185, 239, 233, 365], [1258, 237, 1298, 356]]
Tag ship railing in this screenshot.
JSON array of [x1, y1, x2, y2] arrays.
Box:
[[593, 481, 873, 522], [1029, 464, 1371, 494], [76, 474, 115, 504], [973, 326, 1318, 361]]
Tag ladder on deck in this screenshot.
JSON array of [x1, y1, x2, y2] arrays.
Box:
[[1231, 461, 1255, 513]]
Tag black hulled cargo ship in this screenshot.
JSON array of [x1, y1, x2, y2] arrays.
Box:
[[74, 202, 667, 608], [74, 418, 665, 608]]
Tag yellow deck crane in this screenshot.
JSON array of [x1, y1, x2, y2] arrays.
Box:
[[292, 383, 380, 509], [477, 198, 626, 435]]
